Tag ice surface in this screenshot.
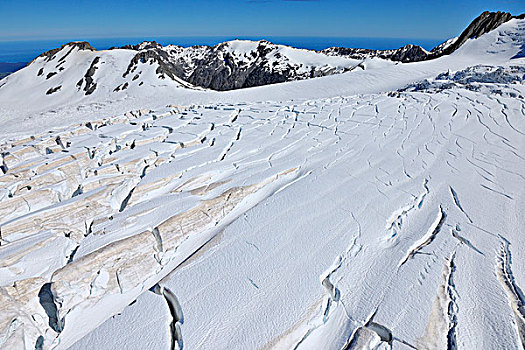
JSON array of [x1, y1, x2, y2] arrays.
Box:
[[0, 17, 524, 350]]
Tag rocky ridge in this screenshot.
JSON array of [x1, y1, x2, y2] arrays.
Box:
[[100, 11, 525, 89], [323, 11, 524, 62], [1, 11, 522, 96]]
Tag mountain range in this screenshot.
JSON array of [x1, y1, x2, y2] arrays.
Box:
[[0, 11, 522, 99]]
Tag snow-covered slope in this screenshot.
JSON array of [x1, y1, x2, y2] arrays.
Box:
[[0, 15, 524, 350], [323, 11, 523, 62], [0, 11, 521, 125], [1, 17, 523, 140], [0, 39, 375, 108], [162, 39, 379, 90], [0, 41, 195, 111]]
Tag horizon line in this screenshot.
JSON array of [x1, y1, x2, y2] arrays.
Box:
[[0, 34, 450, 44]]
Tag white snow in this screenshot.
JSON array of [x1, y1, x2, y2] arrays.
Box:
[[0, 17, 524, 350]]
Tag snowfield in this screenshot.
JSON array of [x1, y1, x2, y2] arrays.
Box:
[[0, 17, 524, 350]]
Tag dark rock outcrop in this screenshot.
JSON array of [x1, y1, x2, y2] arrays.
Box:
[[123, 49, 186, 81], [121, 39, 352, 91], [120, 41, 163, 51], [324, 11, 523, 63], [76, 57, 100, 95], [389, 45, 430, 62], [185, 41, 290, 90], [46, 85, 61, 95], [32, 42, 95, 64], [439, 11, 516, 56], [322, 44, 430, 63]]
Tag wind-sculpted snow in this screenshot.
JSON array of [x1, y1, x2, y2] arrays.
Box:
[[0, 55, 523, 349], [0, 17, 525, 350]]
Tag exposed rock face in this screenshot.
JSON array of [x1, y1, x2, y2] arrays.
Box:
[[123, 49, 186, 82], [430, 37, 459, 54], [439, 11, 516, 56], [120, 39, 356, 91], [389, 44, 430, 62], [32, 42, 95, 64], [324, 11, 523, 63], [119, 41, 164, 51], [76, 57, 100, 95], [322, 44, 430, 63], [183, 40, 316, 90], [46, 86, 61, 95]]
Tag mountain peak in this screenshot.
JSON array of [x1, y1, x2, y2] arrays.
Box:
[[119, 41, 163, 51], [32, 41, 95, 64], [439, 11, 521, 56]]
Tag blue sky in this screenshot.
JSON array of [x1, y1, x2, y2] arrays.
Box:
[[0, 0, 523, 41]]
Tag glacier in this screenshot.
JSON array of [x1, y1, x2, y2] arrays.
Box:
[[0, 15, 524, 350]]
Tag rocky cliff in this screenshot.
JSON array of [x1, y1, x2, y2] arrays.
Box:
[[323, 11, 523, 62]]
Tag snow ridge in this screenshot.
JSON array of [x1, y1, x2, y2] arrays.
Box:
[[0, 14, 524, 350]]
